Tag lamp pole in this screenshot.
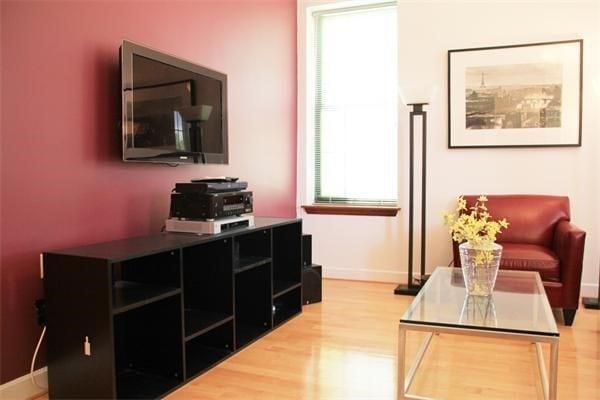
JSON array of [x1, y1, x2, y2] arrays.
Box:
[[395, 103, 428, 296]]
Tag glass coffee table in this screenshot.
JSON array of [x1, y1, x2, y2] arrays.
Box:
[[398, 267, 559, 400]]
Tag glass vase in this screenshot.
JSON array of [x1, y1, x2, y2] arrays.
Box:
[[458, 242, 502, 296]]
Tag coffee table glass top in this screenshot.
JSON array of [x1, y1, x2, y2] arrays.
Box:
[[400, 267, 559, 336]]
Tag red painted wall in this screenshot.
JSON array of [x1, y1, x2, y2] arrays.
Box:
[[0, 0, 296, 383]]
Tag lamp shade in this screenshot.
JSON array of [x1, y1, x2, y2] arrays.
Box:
[[177, 105, 213, 122], [398, 84, 438, 106]]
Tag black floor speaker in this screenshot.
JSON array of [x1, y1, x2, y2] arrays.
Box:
[[302, 234, 312, 266], [303, 264, 322, 304]]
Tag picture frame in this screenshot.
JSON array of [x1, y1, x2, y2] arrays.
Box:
[[448, 39, 582, 148]]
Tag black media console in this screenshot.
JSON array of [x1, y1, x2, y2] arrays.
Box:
[[43, 217, 302, 399]]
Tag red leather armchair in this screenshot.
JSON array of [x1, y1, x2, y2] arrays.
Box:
[[452, 195, 586, 325]]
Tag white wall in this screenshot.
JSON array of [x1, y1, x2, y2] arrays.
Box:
[[298, 0, 600, 296]]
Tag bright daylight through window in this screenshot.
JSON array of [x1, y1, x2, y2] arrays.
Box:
[[312, 3, 397, 206]]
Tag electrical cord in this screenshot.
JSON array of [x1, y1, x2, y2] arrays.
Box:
[[30, 325, 48, 389]]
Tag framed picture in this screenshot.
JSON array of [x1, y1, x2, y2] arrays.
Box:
[[448, 39, 582, 148]]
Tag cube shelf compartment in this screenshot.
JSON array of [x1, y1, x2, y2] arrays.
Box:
[[112, 250, 181, 314], [185, 320, 234, 378], [235, 261, 272, 349], [183, 239, 233, 339], [114, 295, 183, 399], [273, 286, 302, 327], [273, 223, 302, 296]]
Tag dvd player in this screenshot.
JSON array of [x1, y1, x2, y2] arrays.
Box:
[[175, 181, 248, 194], [166, 215, 254, 235]]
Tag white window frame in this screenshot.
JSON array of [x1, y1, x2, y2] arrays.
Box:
[[297, 0, 399, 211]]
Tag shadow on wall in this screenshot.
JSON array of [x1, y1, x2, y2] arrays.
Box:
[[87, 45, 121, 163], [150, 192, 170, 232]]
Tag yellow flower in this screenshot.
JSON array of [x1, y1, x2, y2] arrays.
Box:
[[442, 196, 510, 265], [457, 196, 467, 212]]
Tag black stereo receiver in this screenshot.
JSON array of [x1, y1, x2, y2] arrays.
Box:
[[170, 190, 253, 220]]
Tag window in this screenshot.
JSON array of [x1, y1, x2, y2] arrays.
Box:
[[310, 2, 398, 207]]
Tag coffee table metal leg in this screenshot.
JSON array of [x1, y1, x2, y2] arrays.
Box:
[[398, 325, 406, 399], [549, 340, 559, 400], [405, 332, 433, 392], [535, 342, 549, 399], [399, 326, 435, 400], [399, 322, 558, 400]]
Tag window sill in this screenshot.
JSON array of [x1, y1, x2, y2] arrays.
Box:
[[301, 204, 400, 217]]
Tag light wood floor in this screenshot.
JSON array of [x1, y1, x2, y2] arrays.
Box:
[[35, 279, 600, 399], [168, 279, 600, 400]]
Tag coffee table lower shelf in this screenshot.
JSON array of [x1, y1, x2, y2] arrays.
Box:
[[397, 322, 559, 400]]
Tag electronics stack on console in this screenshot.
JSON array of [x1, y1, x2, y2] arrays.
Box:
[[302, 234, 322, 304], [165, 177, 254, 234]]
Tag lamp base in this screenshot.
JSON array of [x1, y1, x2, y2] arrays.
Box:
[[582, 297, 600, 309], [394, 284, 421, 296], [394, 275, 429, 296]]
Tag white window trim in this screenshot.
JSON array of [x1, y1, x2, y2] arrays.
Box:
[[297, 0, 400, 211]]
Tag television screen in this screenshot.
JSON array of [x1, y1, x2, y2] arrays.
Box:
[[121, 40, 228, 164]]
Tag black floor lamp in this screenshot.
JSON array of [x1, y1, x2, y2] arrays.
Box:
[[395, 102, 428, 296], [582, 262, 600, 309]]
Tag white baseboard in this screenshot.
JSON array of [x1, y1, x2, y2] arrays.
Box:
[[322, 265, 404, 283], [323, 267, 600, 299], [581, 282, 599, 298], [0, 367, 47, 400]]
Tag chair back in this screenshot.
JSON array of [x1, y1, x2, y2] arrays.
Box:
[[462, 195, 570, 247]]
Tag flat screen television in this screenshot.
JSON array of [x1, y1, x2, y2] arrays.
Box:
[[120, 40, 228, 164]]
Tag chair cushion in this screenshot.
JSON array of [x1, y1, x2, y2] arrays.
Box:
[[499, 243, 560, 282]]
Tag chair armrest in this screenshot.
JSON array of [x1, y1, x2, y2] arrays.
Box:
[[552, 220, 586, 309]]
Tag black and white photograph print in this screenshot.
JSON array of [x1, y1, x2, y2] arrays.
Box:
[[465, 63, 562, 130], [448, 40, 582, 148]]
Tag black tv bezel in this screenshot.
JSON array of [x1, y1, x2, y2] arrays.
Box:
[[120, 40, 229, 165]]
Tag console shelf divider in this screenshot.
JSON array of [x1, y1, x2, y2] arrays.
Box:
[[184, 311, 233, 341], [273, 281, 302, 298], [234, 256, 271, 274], [113, 281, 181, 315]]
